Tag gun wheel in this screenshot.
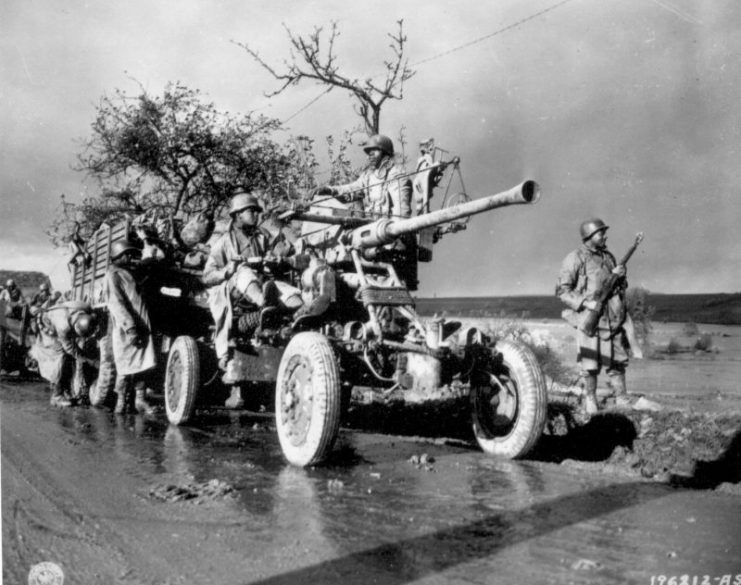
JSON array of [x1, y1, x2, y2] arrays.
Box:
[[165, 335, 200, 425], [471, 338, 547, 459], [275, 332, 341, 467]]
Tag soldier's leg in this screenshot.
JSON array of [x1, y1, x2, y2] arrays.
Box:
[[607, 332, 630, 407], [577, 330, 601, 414], [232, 267, 265, 307], [133, 373, 157, 415], [273, 280, 303, 310], [114, 374, 135, 414], [72, 357, 89, 406], [581, 371, 599, 415], [207, 282, 234, 369], [56, 353, 77, 406], [49, 383, 72, 407]]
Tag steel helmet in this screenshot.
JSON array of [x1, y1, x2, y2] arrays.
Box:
[[229, 193, 263, 216], [72, 312, 97, 337], [6, 279, 15, 288], [40, 283, 50, 292], [580, 218, 609, 241], [363, 134, 394, 156], [110, 239, 141, 260]]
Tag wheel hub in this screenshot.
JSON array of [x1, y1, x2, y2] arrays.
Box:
[[280, 356, 314, 446], [167, 352, 183, 408]]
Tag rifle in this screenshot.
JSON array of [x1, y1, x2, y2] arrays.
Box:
[[581, 232, 644, 337]]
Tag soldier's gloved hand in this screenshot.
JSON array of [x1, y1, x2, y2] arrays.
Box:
[[340, 192, 364, 203], [225, 259, 241, 280], [612, 265, 626, 278], [583, 299, 598, 311]]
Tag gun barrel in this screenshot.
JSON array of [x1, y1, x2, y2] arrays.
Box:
[[349, 180, 540, 249]]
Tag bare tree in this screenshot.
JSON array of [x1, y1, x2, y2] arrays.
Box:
[[238, 20, 415, 135]]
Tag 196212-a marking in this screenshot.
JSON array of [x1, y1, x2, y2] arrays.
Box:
[[650, 576, 741, 585]]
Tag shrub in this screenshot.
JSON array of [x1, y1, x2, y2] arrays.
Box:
[[666, 338, 684, 354], [488, 320, 578, 387], [693, 334, 713, 352]]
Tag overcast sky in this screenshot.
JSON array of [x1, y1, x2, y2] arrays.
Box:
[[1, 0, 739, 296]]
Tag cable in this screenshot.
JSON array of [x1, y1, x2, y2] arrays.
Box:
[[648, 0, 702, 25], [282, 87, 334, 124], [412, 0, 576, 67]]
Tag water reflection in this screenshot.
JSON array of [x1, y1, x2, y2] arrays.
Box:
[[27, 397, 682, 585]]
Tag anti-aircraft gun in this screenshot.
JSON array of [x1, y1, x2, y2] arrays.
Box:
[[248, 177, 548, 466]]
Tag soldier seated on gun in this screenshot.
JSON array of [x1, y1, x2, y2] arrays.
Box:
[[313, 134, 419, 289], [203, 192, 302, 393], [313, 134, 412, 219]]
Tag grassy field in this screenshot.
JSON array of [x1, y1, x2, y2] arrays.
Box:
[[415, 293, 741, 325]]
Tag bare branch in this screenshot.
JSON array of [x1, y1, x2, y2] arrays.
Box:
[[237, 19, 416, 134]]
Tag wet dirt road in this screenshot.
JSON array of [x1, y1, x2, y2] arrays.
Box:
[[3, 379, 740, 585]]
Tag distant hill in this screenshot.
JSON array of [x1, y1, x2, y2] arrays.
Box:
[[0, 270, 51, 298], [415, 293, 741, 325]]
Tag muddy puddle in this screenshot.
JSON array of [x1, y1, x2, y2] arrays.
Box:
[[3, 380, 741, 584]]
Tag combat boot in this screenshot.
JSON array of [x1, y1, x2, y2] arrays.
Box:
[[49, 384, 72, 408], [609, 373, 631, 408], [224, 386, 244, 409], [582, 374, 599, 415], [262, 280, 281, 308], [134, 380, 158, 415], [114, 376, 135, 414]]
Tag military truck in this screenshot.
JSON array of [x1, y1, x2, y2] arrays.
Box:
[[72, 153, 547, 468]]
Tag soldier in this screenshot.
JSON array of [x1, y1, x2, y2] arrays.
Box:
[[203, 193, 301, 398], [31, 301, 98, 407], [556, 218, 631, 414], [30, 283, 52, 315], [1, 279, 25, 319], [104, 239, 158, 414], [314, 134, 412, 219], [314, 134, 418, 288]]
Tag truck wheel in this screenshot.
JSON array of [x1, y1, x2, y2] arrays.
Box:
[[89, 332, 116, 407], [471, 338, 547, 459], [275, 332, 341, 467], [165, 336, 200, 425]]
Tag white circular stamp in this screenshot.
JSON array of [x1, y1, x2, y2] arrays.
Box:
[[28, 561, 64, 585]]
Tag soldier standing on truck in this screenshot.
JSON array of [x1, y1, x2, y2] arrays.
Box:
[[31, 301, 98, 407], [203, 193, 302, 400], [556, 218, 631, 415], [104, 239, 158, 415]]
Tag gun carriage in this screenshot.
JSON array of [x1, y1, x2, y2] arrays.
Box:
[[71, 151, 548, 467]]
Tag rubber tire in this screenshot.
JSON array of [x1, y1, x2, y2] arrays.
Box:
[[89, 332, 116, 407], [275, 332, 341, 467], [164, 336, 200, 425], [471, 338, 547, 459]]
